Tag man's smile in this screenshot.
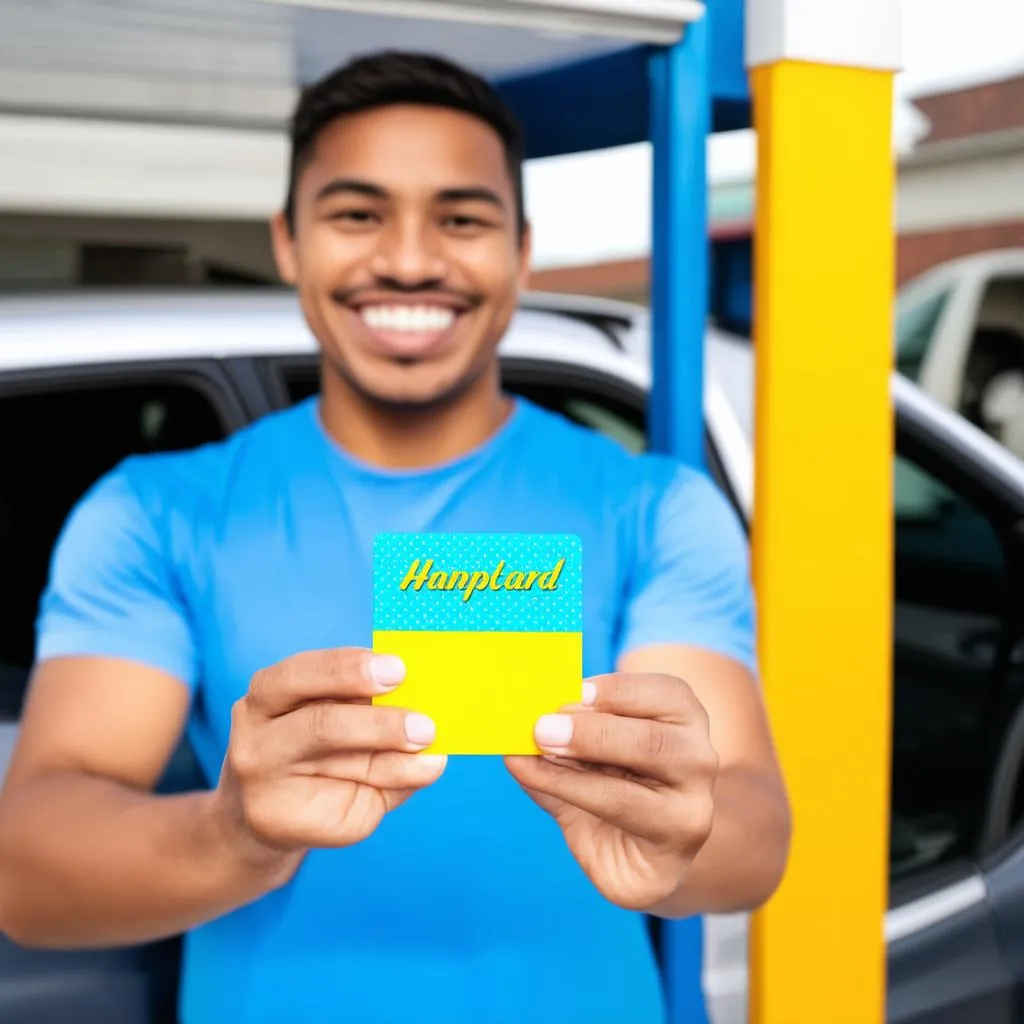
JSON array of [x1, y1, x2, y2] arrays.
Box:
[[342, 299, 471, 360], [359, 304, 456, 333]]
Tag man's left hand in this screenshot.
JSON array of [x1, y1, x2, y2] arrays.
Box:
[[505, 672, 719, 912]]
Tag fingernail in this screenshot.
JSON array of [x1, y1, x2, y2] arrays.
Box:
[[370, 654, 405, 690], [535, 714, 573, 750], [404, 712, 435, 747], [582, 682, 597, 706], [417, 754, 447, 771]]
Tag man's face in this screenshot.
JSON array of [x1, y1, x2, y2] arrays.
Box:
[[272, 104, 530, 410]]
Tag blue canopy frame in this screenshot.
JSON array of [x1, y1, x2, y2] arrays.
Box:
[[496, 2, 749, 1019], [497, 0, 749, 472]]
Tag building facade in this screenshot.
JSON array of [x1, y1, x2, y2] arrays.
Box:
[[528, 67, 1024, 305]]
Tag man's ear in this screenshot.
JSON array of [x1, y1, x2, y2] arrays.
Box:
[[269, 210, 298, 285], [517, 220, 533, 291]]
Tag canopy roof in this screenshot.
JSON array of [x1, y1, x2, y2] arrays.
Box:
[[0, 0, 749, 158]]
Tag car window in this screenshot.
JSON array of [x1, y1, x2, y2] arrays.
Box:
[[958, 274, 1024, 457], [562, 398, 645, 454], [0, 373, 231, 721], [513, 381, 645, 454], [274, 360, 649, 456], [890, 447, 1019, 885], [896, 286, 952, 383], [280, 364, 321, 406]]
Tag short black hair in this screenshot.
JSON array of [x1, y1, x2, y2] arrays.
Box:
[[284, 50, 526, 240]]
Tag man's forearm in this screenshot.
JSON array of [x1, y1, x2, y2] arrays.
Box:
[[0, 771, 296, 949], [650, 765, 791, 919]]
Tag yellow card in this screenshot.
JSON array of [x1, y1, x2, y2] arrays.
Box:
[[372, 533, 583, 755]]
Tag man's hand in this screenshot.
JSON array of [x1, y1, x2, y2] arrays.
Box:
[[215, 648, 445, 872], [0, 649, 447, 950], [505, 672, 717, 912]]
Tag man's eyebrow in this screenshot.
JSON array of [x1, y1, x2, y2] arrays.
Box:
[[313, 179, 506, 210], [314, 178, 389, 202], [437, 187, 506, 209]]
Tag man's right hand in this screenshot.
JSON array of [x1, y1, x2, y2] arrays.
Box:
[[214, 648, 443, 870], [0, 648, 441, 948]]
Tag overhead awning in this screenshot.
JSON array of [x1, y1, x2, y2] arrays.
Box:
[[248, 0, 705, 44], [0, 0, 706, 129], [0, 0, 746, 218], [0, 5, 904, 1024]]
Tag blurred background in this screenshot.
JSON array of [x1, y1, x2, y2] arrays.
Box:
[[2, 0, 1023, 452], [2, 3, 1024, 1023], [2, 2, 1021, 292]]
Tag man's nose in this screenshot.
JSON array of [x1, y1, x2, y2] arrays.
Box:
[[369, 218, 449, 286]]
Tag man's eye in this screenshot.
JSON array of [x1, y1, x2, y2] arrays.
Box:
[[445, 215, 488, 230], [329, 209, 377, 224]]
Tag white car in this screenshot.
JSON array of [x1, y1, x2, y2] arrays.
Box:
[[897, 248, 1024, 458], [3, 290, 1024, 1024]]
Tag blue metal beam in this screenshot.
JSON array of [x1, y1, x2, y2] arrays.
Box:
[[647, 13, 713, 1024], [497, 46, 652, 159], [709, 0, 751, 107], [500, 7, 741, 1018], [496, 0, 749, 159], [648, 18, 710, 471]]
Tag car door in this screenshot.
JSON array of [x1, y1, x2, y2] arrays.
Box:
[[0, 357, 248, 1024], [699, 347, 1024, 1023], [882, 399, 1024, 1024], [979, 689, 1024, 1018]]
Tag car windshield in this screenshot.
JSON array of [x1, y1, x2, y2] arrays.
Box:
[[894, 285, 951, 382]]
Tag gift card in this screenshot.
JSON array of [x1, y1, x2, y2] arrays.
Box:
[[372, 532, 583, 755]]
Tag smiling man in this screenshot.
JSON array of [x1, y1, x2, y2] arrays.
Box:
[[0, 52, 789, 1024]]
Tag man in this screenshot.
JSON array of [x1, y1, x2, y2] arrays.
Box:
[[0, 51, 789, 1024]]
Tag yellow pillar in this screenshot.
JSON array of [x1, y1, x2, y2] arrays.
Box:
[[745, 3, 900, 1022]]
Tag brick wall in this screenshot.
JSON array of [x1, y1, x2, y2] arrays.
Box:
[[898, 220, 1024, 284], [530, 221, 1024, 300], [529, 70, 1024, 300], [914, 73, 1024, 144], [528, 257, 650, 302]]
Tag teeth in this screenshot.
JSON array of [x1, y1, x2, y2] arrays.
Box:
[[360, 305, 456, 333]]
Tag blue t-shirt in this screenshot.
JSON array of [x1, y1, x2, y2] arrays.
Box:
[[35, 396, 756, 1024]]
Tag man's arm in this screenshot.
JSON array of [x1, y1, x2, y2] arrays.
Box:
[[615, 465, 789, 916], [0, 461, 298, 950], [0, 463, 444, 950], [618, 643, 790, 918], [0, 655, 294, 949], [0, 646, 446, 950], [508, 465, 789, 918]]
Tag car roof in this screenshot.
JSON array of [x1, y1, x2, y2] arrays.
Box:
[[0, 287, 763, 463], [7, 287, 1024, 512], [0, 288, 653, 385], [899, 247, 1024, 301], [0, 286, 960, 431]]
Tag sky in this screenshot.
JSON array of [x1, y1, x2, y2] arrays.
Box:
[[524, 0, 1024, 269]]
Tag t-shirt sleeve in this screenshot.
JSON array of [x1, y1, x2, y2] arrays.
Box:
[[617, 465, 758, 674], [34, 464, 198, 689]]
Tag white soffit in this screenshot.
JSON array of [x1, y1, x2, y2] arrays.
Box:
[[248, 0, 705, 45], [0, 115, 287, 220], [746, 0, 902, 72]]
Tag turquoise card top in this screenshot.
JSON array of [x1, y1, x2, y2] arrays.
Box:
[[373, 532, 582, 633]]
